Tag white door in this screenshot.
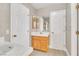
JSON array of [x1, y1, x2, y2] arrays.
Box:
[[11, 4, 30, 48], [50, 10, 66, 50]]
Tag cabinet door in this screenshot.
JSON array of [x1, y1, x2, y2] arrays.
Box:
[[32, 37, 40, 49], [32, 39, 36, 48], [40, 37, 48, 51], [35, 39, 40, 49], [32, 36, 48, 51]]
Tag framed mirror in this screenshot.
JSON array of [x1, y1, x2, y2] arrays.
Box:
[[32, 16, 49, 32]]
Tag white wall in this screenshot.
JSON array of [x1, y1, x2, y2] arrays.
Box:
[[23, 3, 37, 16], [23, 3, 37, 46], [37, 4, 66, 17], [0, 3, 10, 41]]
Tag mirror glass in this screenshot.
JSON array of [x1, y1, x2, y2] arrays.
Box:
[[32, 16, 49, 32], [43, 17, 49, 32], [32, 16, 40, 31]]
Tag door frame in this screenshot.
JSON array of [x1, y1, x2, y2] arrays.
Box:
[[76, 4, 79, 56], [71, 3, 77, 56]]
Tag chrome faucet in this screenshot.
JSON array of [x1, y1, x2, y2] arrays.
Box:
[[40, 32, 42, 34]]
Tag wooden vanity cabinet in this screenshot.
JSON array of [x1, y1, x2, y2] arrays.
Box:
[[32, 36, 48, 52]]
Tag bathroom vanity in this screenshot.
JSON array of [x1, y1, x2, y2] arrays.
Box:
[[31, 16, 49, 52], [32, 32, 49, 52]]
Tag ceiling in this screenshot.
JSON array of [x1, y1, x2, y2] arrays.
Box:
[[30, 3, 66, 10]]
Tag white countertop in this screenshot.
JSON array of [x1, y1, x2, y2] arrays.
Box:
[[31, 32, 49, 37]]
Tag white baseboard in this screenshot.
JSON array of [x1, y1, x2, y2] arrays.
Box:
[[49, 45, 70, 56], [49, 45, 65, 51], [64, 47, 70, 56], [24, 47, 33, 56]]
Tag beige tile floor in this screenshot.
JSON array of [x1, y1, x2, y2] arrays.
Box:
[[30, 49, 67, 56]]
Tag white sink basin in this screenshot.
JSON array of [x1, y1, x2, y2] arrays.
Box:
[[31, 32, 49, 37]]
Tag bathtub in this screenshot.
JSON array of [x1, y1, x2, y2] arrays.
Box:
[[0, 42, 33, 56], [0, 42, 13, 55]]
